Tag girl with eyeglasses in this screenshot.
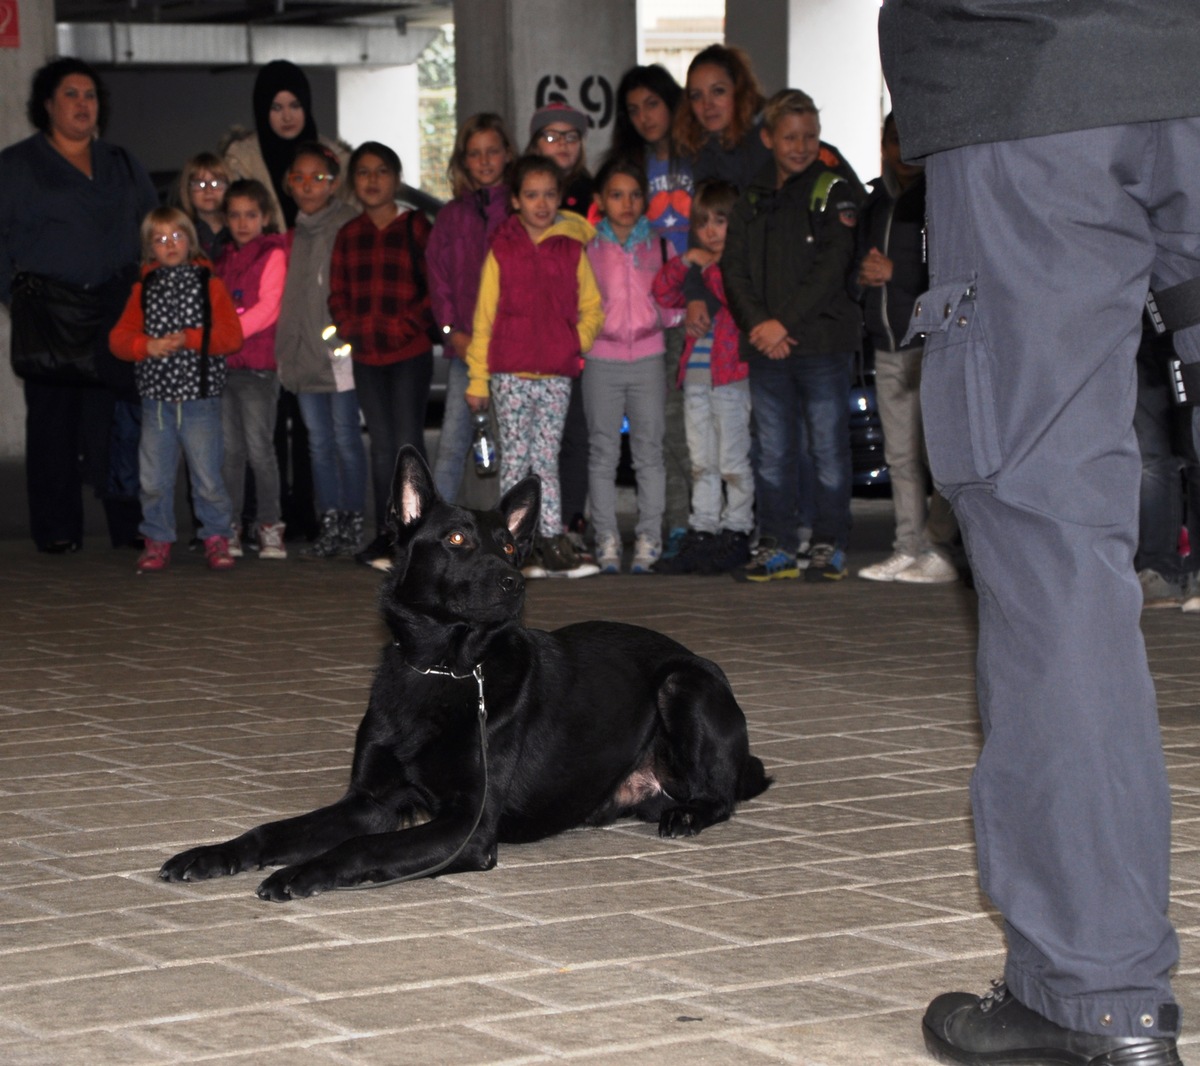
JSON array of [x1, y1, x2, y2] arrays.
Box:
[[108, 207, 244, 573], [526, 102, 595, 220], [178, 153, 233, 263], [274, 143, 366, 560], [525, 102, 596, 548]]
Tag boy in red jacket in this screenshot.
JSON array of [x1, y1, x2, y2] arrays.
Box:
[[652, 180, 753, 574]]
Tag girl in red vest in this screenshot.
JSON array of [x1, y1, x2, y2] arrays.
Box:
[[466, 155, 604, 577], [214, 179, 289, 558]]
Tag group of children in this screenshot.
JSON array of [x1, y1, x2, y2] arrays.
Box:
[[110, 47, 871, 585], [112, 141, 420, 573]]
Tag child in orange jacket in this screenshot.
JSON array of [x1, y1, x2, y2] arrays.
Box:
[[109, 206, 243, 573]]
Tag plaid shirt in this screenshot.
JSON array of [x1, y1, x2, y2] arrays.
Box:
[[328, 208, 434, 366]]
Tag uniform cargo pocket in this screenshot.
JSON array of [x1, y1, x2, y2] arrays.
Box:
[[912, 278, 1004, 489]]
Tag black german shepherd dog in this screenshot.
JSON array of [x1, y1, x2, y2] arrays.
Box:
[[160, 447, 770, 901]]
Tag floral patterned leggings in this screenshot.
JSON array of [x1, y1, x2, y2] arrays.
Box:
[[492, 374, 572, 537]]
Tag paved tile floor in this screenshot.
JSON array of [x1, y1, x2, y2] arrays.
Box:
[[0, 501, 1197, 1065]]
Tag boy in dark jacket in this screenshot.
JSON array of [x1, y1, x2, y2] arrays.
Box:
[[854, 113, 958, 585], [722, 89, 861, 581]]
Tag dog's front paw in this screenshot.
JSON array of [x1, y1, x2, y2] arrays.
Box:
[[658, 808, 702, 838], [159, 844, 246, 883], [256, 863, 332, 902]]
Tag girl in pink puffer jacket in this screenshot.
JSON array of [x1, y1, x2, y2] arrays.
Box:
[[583, 157, 683, 574]]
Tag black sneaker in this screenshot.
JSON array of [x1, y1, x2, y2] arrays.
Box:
[[698, 530, 751, 574], [923, 981, 1182, 1066], [337, 511, 366, 557], [536, 533, 600, 579], [354, 531, 394, 571], [652, 529, 714, 574], [305, 510, 341, 559]]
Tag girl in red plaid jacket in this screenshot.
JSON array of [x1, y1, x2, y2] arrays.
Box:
[[329, 141, 435, 568]]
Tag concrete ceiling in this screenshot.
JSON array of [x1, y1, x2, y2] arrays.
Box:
[[54, 0, 452, 67], [55, 1, 453, 29]]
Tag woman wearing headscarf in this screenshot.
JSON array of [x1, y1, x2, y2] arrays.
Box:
[[222, 60, 348, 230], [222, 60, 347, 538], [0, 57, 157, 553]]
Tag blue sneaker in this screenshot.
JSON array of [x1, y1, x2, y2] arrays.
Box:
[[735, 538, 800, 583], [595, 532, 622, 574], [805, 543, 847, 581], [630, 535, 661, 574], [660, 526, 689, 560]]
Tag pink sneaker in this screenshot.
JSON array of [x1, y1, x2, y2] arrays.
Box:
[[136, 539, 171, 573], [204, 535, 235, 571]]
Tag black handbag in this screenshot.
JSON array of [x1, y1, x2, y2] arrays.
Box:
[[9, 271, 106, 385]]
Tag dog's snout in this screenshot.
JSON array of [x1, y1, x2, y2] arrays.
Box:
[[498, 572, 522, 595]]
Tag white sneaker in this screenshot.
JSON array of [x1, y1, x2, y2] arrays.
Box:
[[1139, 568, 1182, 608], [227, 524, 244, 558], [595, 532, 621, 574], [257, 521, 288, 560], [1181, 573, 1200, 613], [894, 549, 958, 584], [630, 535, 661, 574], [858, 551, 917, 582]]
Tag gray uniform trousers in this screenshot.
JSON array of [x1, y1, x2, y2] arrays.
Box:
[[913, 120, 1198, 1039]]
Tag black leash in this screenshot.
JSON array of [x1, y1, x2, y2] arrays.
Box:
[[336, 662, 488, 891]]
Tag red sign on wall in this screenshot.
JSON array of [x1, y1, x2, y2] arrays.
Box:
[[0, 1, 19, 49]]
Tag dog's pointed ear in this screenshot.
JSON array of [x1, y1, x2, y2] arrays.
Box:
[[388, 445, 438, 530], [500, 475, 540, 557]]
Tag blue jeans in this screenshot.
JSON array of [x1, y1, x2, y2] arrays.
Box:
[[432, 357, 473, 502], [296, 389, 368, 514], [353, 354, 433, 531], [748, 352, 852, 555], [138, 396, 232, 544]]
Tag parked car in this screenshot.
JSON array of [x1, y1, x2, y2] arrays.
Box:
[[850, 348, 890, 494]]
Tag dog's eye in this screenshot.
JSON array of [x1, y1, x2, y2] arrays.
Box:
[[503, 542, 516, 556], [447, 531, 467, 547]]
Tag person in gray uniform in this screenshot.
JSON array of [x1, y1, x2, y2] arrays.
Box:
[[878, 2, 1199, 1064]]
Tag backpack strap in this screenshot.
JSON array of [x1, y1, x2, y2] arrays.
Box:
[[809, 170, 845, 213]]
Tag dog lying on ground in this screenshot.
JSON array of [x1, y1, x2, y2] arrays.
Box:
[[160, 446, 771, 900]]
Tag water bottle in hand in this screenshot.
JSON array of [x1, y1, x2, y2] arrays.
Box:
[[471, 411, 497, 477]]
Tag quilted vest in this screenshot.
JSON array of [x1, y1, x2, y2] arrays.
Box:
[[216, 232, 286, 371], [487, 214, 583, 378]]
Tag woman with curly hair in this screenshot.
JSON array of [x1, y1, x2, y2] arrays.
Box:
[[0, 56, 158, 554]]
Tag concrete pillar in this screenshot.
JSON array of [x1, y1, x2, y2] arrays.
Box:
[[0, 2, 55, 459], [454, 0, 637, 162], [726, 0, 885, 184], [338, 65, 422, 185]]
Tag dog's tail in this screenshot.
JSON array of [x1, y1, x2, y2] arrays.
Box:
[[737, 755, 772, 801]]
